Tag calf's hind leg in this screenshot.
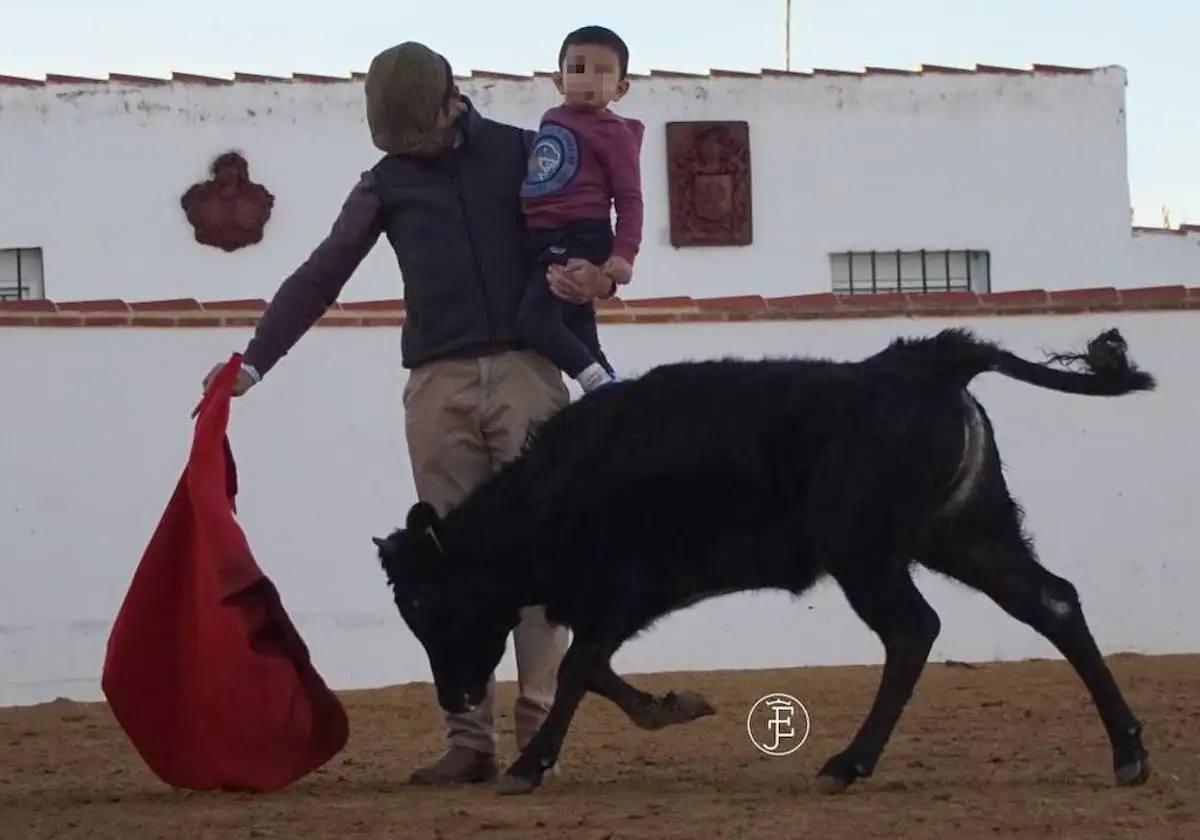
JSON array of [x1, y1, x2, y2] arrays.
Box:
[[924, 519, 1150, 787]]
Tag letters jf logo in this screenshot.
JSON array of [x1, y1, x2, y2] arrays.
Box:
[[746, 693, 811, 757]]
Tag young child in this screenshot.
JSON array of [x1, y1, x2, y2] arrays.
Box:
[[516, 25, 644, 393]]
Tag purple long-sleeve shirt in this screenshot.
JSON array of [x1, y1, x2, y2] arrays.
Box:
[[520, 105, 645, 264]]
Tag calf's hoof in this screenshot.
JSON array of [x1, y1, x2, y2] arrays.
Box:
[[1115, 755, 1151, 787], [1113, 731, 1151, 787], [814, 753, 868, 795], [814, 773, 851, 795], [496, 771, 540, 796], [632, 691, 716, 730]]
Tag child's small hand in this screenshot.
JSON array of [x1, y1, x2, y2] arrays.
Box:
[[603, 256, 633, 286]]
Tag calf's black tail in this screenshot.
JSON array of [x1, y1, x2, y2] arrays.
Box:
[[887, 328, 1156, 396], [992, 329, 1156, 395]]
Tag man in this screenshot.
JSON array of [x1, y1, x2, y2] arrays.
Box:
[[201, 42, 616, 785]]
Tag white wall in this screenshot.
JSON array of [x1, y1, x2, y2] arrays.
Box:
[[2, 68, 1195, 307], [1130, 229, 1200, 284], [2, 311, 1197, 706]]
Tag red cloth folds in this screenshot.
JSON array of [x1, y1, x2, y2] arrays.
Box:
[[101, 354, 348, 791]]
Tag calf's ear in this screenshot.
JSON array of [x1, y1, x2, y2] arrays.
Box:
[[406, 501, 441, 532], [405, 500, 448, 558]]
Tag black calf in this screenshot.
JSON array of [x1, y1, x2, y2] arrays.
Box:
[[375, 328, 1155, 795]]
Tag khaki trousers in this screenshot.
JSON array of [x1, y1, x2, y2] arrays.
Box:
[[403, 349, 571, 755]]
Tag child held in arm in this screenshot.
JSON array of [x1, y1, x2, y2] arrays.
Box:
[[516, 25, 644, 393]]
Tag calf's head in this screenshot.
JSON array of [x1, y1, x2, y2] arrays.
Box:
[[373, 501, 517, 714]]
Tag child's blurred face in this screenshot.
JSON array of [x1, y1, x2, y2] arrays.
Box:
[[555, 43, 628, 109]]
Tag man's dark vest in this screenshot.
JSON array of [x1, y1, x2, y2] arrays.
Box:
[[372, 101, 533, 368]]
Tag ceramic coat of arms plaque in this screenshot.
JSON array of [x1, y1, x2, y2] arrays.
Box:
[[666, 121, 752, 247], [181, 151, 275, 252]]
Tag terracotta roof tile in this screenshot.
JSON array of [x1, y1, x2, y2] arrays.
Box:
[[291, 73, 349, 83], [919, 64, 975, 74], [234, 72, 289, 83], [172, 72, 231, 85], [469, 70, 532, 80], [1032, 63, 1092, 74], [976, 64, 1028, 75], [45, 74, 103, 84], [109, 73, 168, 85]]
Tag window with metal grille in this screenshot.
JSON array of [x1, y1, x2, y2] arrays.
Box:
[[831, 249, 990, 295], [0, 248, 45, 301]]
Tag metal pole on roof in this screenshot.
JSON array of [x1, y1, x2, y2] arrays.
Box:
[[785, 0, 792, 71]]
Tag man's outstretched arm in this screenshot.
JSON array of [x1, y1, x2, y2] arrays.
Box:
[[241, 172, 387, 380]]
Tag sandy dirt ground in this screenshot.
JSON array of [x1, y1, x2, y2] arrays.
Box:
[[2, 653, 1198, 839]]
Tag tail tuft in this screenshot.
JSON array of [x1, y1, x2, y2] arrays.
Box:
[[1043, 329, 1156, 393]]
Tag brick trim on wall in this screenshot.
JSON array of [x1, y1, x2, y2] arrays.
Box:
[[0, 286, 1197, 328]]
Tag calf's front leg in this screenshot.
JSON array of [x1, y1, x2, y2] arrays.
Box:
[[587, 660, 716, 730], [497, 637, 596, 795]]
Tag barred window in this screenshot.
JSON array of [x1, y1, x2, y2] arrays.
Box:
[[0, 248, 45, 301], [831, 250, 990, 294]]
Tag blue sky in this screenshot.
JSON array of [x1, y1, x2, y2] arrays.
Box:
[[4, 1, 1195, 225]]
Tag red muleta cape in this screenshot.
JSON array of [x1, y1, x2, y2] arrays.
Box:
[[101, 355, 348, 791]]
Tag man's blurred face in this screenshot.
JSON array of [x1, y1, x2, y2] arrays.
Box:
[[432, 85, 466, 148]]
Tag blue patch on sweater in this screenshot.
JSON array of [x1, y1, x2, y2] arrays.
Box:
[[521, 123, 580, 198]]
